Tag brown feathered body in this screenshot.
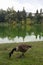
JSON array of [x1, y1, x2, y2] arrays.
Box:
[[9, 44, 31, 58], [17, 44, 31, 52]]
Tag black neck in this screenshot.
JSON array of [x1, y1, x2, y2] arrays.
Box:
[[9, 48, 16, 58]]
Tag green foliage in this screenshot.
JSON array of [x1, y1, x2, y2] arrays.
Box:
[[0, 9, 6, 22], [34, 9, 43, 24], [0, 8, 43, 38], [0, 7, 27, 24], [0, 8, 43, 24], [28, 12, 32, 20]]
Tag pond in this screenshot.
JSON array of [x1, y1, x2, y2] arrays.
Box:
[[0, 23, 43, 43], [0, 33, 43, 44]]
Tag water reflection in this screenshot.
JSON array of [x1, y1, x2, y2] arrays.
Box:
[[0, 33, 43, 43], [0, 23, 43, 40]]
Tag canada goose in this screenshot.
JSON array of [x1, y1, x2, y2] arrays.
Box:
[[9, 44, 32, 58]]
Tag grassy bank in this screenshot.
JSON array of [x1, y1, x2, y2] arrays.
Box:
[[0, 41, 43, 65]]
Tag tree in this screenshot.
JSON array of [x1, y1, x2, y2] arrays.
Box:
[[35, 9, 39, 16], [40, 8, 42, 14], [16, 10, 22, 23], [0, 9, 6, 22], [28, 12, 32, 19], [5, 7, 16, 22], [35, 9, 42, 24], [22, 7, 26, 24]]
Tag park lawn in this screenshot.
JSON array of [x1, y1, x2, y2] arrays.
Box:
[[0, 41, 43, 65]]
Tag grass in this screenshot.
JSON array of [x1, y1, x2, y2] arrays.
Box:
[[0, 41, 43, 65]]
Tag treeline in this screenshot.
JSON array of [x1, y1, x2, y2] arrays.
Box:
[[0, 7, 26, 23], [0, 7, 43, 24]]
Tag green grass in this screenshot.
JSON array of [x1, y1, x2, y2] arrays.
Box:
[[0, 42, 43, 65]]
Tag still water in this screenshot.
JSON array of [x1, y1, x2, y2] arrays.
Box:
[[0, 24, 43, 43], [0, 33, 43, 43]]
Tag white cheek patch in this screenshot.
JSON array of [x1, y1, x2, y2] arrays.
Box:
[[16, 47, 18, 51]]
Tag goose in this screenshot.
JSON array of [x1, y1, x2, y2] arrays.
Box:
[[9, 44, 32, 58]]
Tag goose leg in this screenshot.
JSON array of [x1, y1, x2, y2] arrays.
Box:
[[22, 53, 24, 57], [19, 52, 24, 58]]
